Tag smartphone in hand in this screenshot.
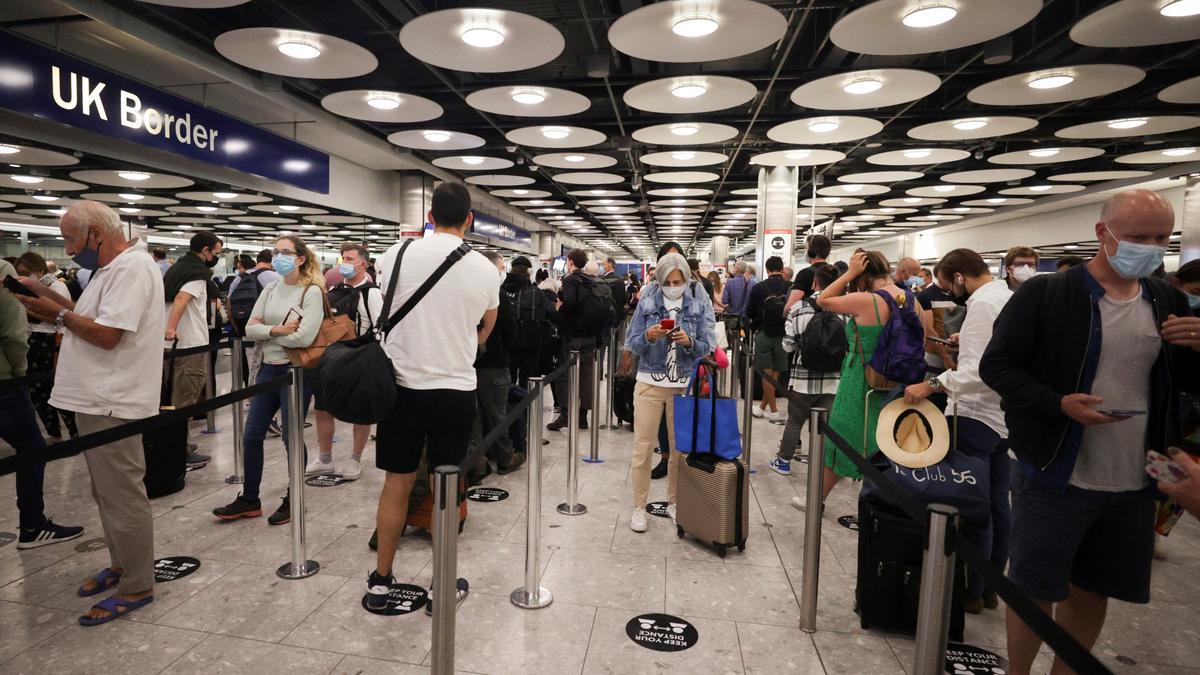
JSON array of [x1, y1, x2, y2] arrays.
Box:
[[282, 307, 303, 325], [1146, 450, 1187, 483], [659, 318, 675, 330], [3, 275, 37, 298], [1097, 409, 1146, 418]]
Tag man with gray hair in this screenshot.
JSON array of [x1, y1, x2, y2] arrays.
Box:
[[720, 259, 755, 332], [16, 200, 164, 626]]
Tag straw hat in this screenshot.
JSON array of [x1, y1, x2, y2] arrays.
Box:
[[875, 398, 950, 469]]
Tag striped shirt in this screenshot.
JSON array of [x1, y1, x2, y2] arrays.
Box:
[[782, 297, 841, 395]]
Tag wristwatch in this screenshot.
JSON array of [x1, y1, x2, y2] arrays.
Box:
[[54, 308, 70, 329], [927, 376, 943, 393]]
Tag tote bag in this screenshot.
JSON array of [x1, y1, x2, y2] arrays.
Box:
[[674, 361, 742, 460]]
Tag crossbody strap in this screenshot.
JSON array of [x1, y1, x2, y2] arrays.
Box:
[[379, 240, 472, 338]]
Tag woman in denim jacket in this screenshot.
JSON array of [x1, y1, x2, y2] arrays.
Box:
[[623, 253, 717, 533]]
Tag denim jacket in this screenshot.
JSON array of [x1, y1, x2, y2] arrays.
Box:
[[624, 281, 717, 384]]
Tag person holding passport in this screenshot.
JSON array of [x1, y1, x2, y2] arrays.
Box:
[[212, 235, 325, 526]]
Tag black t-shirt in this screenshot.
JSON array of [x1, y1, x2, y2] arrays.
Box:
[[917, 284, 950, 311], [791, 262, 830, 299]]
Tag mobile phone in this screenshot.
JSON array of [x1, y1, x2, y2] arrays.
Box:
[[925, 335, 956, 347], [282, 307, 303, 325], [1097, 409, 1146, 417], [2, 275, 36, 298], [659, 318, 675, 330], [1145, 450, 1187, 484]]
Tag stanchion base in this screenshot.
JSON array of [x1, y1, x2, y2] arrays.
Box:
[[276, 560, 320, 580], [556, 503, 588, 516], [225, 475, 244, 485], [800, 626, 816, 634], [201, 429, 221, 435], [582, 457, 605, 464], [599, 423, 622, 430], [510, 586, 553, 609]]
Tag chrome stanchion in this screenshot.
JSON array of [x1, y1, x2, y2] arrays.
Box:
[[202, 347, 217, 433], [431, 464, 461, 675], [277, 366, 319, 580], [741, 333, 755, 470], [729, 322, 741, 402], [512, 377, 553, 610], [912, 504, 959, 675], [226, 337, 245, 485], [799, 407, 828, 633], [600, 323, 620, 430], [584, 347, 603, 464], [557, 350, 587, 515]]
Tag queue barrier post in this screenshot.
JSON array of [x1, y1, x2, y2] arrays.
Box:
[[912, 504, 960, 675], [729, 323, 741, 402], [511, 377, 554, 610], [584, 347, 603, 464], [741, 333, 755, 469], [431, 464, 461, 675], [601, 323, 620, 430], [276, 365, 319, 580], [202, 348, 218, 434], [799, 407, 828, 633], [557, 350, 587, 516], [226, 337, 245, 485]]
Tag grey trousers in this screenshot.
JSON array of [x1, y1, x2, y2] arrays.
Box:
[[777, 393, 836, 462], [77, 413, 156, 595]]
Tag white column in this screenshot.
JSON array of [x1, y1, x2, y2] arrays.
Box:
[[710, 235, 729, 272], [400, 173, 433, 239], [756, 166, 799, 273]]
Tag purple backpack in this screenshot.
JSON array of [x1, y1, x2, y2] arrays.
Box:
[[866, 289, 926, 387]]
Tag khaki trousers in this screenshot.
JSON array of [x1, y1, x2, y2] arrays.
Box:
[[77, 414, 156, 594], [167, 352, 208, 408], [632, 382, 684, 507]]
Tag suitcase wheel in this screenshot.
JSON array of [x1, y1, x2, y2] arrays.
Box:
[[715, 543, 727, 558], [676, 525, 684, 538], [737, 542, 745, 552]]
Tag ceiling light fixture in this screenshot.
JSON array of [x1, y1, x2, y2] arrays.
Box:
[[461, 156, 486, 165], [540, 126, 569, 140], [1162, 147, 1196, 157], [1029, 185, 1053, 192], [671, 82, 707, 99], [822, 197, 842, 204], [119, 207, 139, 214], [196, 205, 218, 212], [422, 130, 451, 143], [903, 197, 922, 203], [671, 188, 689, 194], [237, 224, 254, 230], [1028, 148, 1060, 158], [842, 184, 864, 193], [1028, 73, 1075, 89], [365, 93, 401, 110], [987, 197, 1006, 204], [807, 119, 840, 133], [0, 144, 18, 155], [10, 175, 42, 184], [277, 40, 321, 59], [590, 189, 606, 195], [1107, 117, 1147, 130], [672, 14, 719, 37], [460, 27, 505, 48], [952, 118, 988, 131], [1161, 0, 1200, 17], [902, 4, 958, 28], [903, 149, 932, 159], [672, 151, 696, 161], [786, 150, 811, 160], [118, 171, 151, 181], [879, 207, 896, 213], [279, 205, 300, 211], [512, 189, 529, 195], [843, 77, 883, 95], [213, 191, 238, 199], [933, 185, 956, 193], [118, 193, 144, 201], [563, 154, 587, 163], [511, 89, 546, 105], [670, 124, 700, 137], [32, 194, 57, 202]]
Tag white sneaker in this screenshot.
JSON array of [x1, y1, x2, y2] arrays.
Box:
[[666, 504, 677, 523], [791, 496, 807, 512], [305, 457, 335, 476], [768, 411, 785, 424], [751, 406, 765, 419], [339, 457, 363, 481], [630, 508, 649, 533]]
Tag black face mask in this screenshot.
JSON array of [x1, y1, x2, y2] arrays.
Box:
[[204, 251, 220, 268], [950, 277, 969, 306]]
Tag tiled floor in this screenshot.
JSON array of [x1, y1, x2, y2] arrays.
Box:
[[1, 357, 1198, 674]]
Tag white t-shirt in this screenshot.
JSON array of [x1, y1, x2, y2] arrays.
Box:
[[375, 232, 499, 391], [51, 237, 166, 419], [636, 295, 688, 389], [347, 275, 385, 336], [29, 276, 71, 335], [164, 279, 208, 349]]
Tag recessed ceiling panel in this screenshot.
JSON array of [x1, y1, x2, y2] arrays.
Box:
[[790, 68, 940, 110], [967, 65, 1145, 106], [632, 122, 739, 146], [879, 197, 947, 207], [767, 116, 883, 144], [466, 174, 536, 187], [644, 171, 720, 184], [246, 204, 328, 215], [553, 172, 624, 185], [830, 0, 1043, 56], [908, 116, 1038, 141], [960, 197, 1034, 206], [84, 193, 178, 205], [304, 214, 370, 224], [0, 143, 78, 166], [999, 184, 1087, 196], [608, 0, 786, 63], [71, 169, 191, 188], [1047, 170, 1153, 182], [491, 189, 551, 198], [167, 205, 245, 216], [398, 8, 564, 73], [431, 156, 514, 171], [646, 188, 712, 197], [214, 28, 378, 79], [465, 86, 590, 118], [1, 175, 87, 191], [818, 184, 890, 197], [906, 185, 985, 198], [567, 189, 630, 197], [175, 191, 270, 204], [624, 76, 757, 114], [987, 147, 1105, 165], [138, 0, 249, 6], [1055, 116, 1200, 139], [321, 90, 442, 123], [1071, 0, 1200, 47], [749, 149, 846, 167], [838, 170, 925, 183], [942, 169, 1036, 183], [533, 153, 618, 170], [1113, 147, 1199, 164]]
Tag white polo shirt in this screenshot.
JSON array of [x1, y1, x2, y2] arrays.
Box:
[[164, 278, 208, 349], [52, 237, 167, 419], [375, 232, 499, 391]]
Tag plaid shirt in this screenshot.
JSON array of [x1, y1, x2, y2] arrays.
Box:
[[782, 297, 841, 395]]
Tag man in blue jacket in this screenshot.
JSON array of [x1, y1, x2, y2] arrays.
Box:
[[980, 189, 1200, 675]]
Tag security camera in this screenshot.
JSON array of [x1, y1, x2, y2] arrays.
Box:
[[974, 149, 986, 160], [505, 145, 517, 153]]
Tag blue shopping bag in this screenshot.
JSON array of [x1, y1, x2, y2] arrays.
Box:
[[674, 361, 742, 460]]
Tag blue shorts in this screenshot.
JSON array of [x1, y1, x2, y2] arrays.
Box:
[[1008, 483, 1155, 603]]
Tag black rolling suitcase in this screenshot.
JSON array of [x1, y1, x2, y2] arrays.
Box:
[[142, 342, 188, 498], [855, 495, 966, 641]]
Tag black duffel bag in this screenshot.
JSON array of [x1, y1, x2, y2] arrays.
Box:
[[316, 239, 471, 424]]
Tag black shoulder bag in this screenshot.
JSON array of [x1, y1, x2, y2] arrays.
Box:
[[314, 240, 472, 424]]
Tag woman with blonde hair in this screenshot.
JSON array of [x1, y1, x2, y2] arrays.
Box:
[[213, 235, 325, 525]]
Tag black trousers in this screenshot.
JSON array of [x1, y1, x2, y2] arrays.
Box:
[[552, 338, 596, 414], [26, 333, 76, 439]]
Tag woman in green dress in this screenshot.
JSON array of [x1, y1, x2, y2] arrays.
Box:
[[800, 250, 909, 510]]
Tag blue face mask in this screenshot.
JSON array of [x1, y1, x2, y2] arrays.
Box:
[[903, 277, 924, 290], [1103, 226, 1166, 280], [272, 253, 297, 276], [338, 262, 356, 279], [1188, 293, 1200, 310], [72, 231, 100, 271]]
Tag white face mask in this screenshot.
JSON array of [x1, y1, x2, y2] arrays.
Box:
[[661, 284, 685, 301], [1011, 265, 1036, 283]]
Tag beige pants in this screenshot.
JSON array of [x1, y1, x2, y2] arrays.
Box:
[[166, 352, 208, 408], [77, 413, 156, 595], [632, 382, 684, 507]]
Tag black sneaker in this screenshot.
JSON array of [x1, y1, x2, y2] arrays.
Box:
[[651, 452, 668, 480], [268, 497, 291, 526], [365, 570, 395, 612], [496, 452, 526, 475], [425, 578, 470, 616], [17, 520, 84, 549], [213, 494, 262, 521], [185, 452, 210, 469], [578, 412, 588, 430], [546, 415, 568, 432]]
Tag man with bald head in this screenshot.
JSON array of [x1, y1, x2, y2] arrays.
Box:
[[894, 256, 922, 290], [16, 200, 164, 626], [981, 189, 1200, 675]]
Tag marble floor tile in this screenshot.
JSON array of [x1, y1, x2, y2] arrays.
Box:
[[736, 621, 827, 675], [665, 558, 800, 627], [0, 548, 111, 605], [282, 577, 432, 663], [1098, 600, 1200, 669], [781, 568, 865, 635], [409, 536, 552, 599], [0, 600, 75, 663], [196, 517, 350, 567], [161, 634, 344, 674], [810, 631, 905, 675], [313, 526, 431, 583], [581, 606, 744, 674], [0, 619, 205, 675], [155, 564, 345, 643], [331, 656, 479, 674], [40, 558, 241, 624], [538, 548, 665, 612]]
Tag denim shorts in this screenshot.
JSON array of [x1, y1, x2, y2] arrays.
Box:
[[1008, 483, 1155, 603]]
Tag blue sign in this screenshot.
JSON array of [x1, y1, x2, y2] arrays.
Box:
[[0, 32, 330, 193], [472, 211, 532, 249]]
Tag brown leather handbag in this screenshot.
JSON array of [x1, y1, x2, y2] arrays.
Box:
[[285, 285, 356, 369]]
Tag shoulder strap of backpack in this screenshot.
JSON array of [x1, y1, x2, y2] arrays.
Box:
[[379, 241, 471, 338]]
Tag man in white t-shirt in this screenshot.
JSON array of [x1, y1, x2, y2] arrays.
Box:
[[16, 200, 165, 625], [162, 232, 222, 409], [365, 182, 499, 612], [309, 242, 384, 480]]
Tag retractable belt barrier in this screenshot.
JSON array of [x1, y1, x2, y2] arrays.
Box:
[[752, 364, 1113, 675], [0, 338, 234, 393]]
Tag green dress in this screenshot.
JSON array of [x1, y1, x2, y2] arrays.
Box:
[[823, 300, 886, 480]]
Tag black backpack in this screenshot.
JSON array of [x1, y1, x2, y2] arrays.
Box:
[[759, 284, 788, 337], [506, 285, 546, 350], [328, 281, 377, 336], [573, 277, 615, 335], [228, 269, 265, 325], [799, 298, 848, 373]]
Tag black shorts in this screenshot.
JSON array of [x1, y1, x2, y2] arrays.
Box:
[[375, 385, 476, 474]]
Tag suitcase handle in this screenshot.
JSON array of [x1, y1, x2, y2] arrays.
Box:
[[687, 359, 721, 459]]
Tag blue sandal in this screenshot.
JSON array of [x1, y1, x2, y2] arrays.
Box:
[[78, 594, 154, 626], [77, 568, 122, 597]]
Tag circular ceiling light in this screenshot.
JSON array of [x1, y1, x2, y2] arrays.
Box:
[[213, 191, 238, 199], [987, 197, 1007, 203], [118, 193, 144, 201], [903, 197, 922, 203], [32, 194, 57, 202], [672, 151, 696, 161], [118, 171, 151, 181], [671, 188, 689, 194], [511, 89, 546, 105], [365, 93, 401, 110], [541, 126, 570, 140], [460, 27, 505, 48], [277, 40, 321, 59], [11, 175, 42, 184], [952, 118, 988, 131], [821, 197, 842, 204], [843, 78, 883, 95], [807, 119, 841, 133], [670, 124, 700, 137], [196, 205, 218, 212], [279, 205, 301, 211], [1029, 185, 1053, 192], [1161, 0, 1200, 17], [119, 207, 139, 214], [461, 156, 486, 165], [671, 83, 708, 99], [1028, 148, 1060, 157], [1028, 73, 1075, 89], [422, 130, 451, 143], [1162, 147, 1196, 156], [903, 148, 932, 159], [1107, 117, 1147, 129], [842, 184, 864, 193], [786, 150, 811, 160], [563, 154, 587, 163], [672, 15, 719, 37], [902, 4, 958, 28], [512, 189, 529, 195], [590, 189, 606, 195], [879, 207, 896, 213], [933, 185, 956, 192], [0, 144, 18, 155]]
